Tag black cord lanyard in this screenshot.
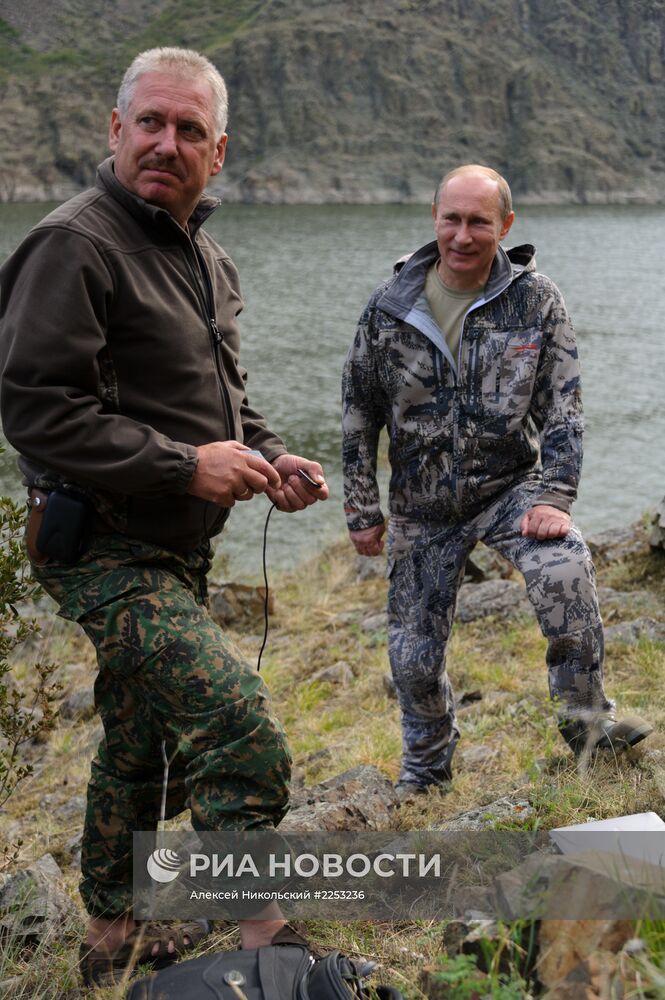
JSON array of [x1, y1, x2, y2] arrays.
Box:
[[256, 502, 277, 672]]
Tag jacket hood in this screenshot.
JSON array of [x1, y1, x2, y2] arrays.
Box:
[[376, 239, 536, 319]]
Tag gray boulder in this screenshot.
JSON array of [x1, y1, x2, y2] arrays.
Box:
[[208, 583, 272, 626], [496, 849, 665, 921], [587, 524, 647, 563], [310, 661, 354, 686], [604, 617, 665, 644], [282, 765, 398, 831], [456, 580, 531, 623], [464, 544, 513, 582], [434, 795, 533, 831], [0, 854, 78, 944], [598, 586, 660, 618], [382, 672, 397, 699]]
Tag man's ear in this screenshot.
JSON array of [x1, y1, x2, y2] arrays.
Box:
[[108, 109, 122, 152], [500, 210, 515, 240], [210, 133, 228, 177]]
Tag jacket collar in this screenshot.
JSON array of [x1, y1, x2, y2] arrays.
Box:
[[376, 238, 536, 319], [95, 157, 221, 237]]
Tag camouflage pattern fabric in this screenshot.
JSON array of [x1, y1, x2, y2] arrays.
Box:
[[388, 481, 612, 788], [342, 241, 582, 532], [32, 534, 291, 918], [342, 240, 601, 789]]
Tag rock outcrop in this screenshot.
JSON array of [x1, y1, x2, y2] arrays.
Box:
[[0, 853, 77, 944], [1, 0, 664, 203], [281, 764, 398, 831]]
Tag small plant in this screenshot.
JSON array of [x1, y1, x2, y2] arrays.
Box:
[[0, 475, 60, 868], [622, 921, 665, 994], [427, 951, 530, 999]]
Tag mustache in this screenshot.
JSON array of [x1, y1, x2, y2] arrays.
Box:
[[139, 158, 185, 180]]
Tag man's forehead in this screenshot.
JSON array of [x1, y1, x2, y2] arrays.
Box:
[[128, 71, 214, 115], [439, 173, 502, 211]]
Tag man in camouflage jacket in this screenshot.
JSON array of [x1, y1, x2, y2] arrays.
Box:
[[342, 164, 651, 795]]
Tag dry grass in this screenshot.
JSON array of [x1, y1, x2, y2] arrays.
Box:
[[1, 534, 664, 998]]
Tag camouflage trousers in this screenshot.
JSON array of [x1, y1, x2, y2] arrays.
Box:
[[387, 481, 612, 788], [32, 534, 291, 918]]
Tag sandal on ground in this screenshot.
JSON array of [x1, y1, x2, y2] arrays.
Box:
[[270, 923, 310, 947], [270, 922, 325, 959], [79, 918, 211, 987]]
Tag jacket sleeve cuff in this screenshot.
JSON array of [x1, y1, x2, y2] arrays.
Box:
[[174, 445, 200, 494], [344, 508, 385, 533], [532, 490, 572, 513], [263, 445, 288, 464]]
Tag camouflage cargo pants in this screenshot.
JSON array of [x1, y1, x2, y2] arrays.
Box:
[[32, 534, 291, 918], [387, 481, 612, 788]]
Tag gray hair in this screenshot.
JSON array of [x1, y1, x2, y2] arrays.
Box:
[[117, 47, 228, 138], [433, 164, 513, 220]]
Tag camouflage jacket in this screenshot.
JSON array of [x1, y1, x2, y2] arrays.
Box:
[[342, 240, 583, 531]]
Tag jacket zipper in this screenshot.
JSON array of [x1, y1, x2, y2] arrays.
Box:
[[184, 239, 238, 440], [452, 308, 476, 502], [451, 279, 511, 501], [180, 235, 238, 534]]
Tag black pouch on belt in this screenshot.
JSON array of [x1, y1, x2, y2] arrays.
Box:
[[26, 489, 93, 565]]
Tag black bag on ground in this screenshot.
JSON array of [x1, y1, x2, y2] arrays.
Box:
[[126, 943, 405, 999]]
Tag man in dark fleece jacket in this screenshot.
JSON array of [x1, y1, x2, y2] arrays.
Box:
[[0, 46, 328, 986], [342, 164, 651, 798]]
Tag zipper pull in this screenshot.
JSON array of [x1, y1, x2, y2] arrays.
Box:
[[210, 317, 222, 343]]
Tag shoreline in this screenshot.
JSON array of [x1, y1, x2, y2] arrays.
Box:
[[2, 185, 665, 207]]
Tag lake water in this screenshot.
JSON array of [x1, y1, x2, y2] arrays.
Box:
[[1, 201, 663, 580]]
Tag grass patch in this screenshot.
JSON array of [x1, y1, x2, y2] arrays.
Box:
[[118, 0, 271, 62], [603, 548, 665, 597], [1, 532, 664, 997]]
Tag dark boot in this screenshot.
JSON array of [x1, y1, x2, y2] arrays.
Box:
[[395, 738, 457, 799]]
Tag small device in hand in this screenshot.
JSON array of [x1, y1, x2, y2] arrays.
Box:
[[297, 468, 323, 489]]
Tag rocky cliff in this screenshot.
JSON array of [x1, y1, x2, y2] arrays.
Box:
[[0, 0, 663, 203]]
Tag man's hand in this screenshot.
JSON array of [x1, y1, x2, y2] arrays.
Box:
[[187, 441, 281, 506], [266, 454, 329, 512], [520, 504, 571, 540], [349, 523, 385, 557]]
